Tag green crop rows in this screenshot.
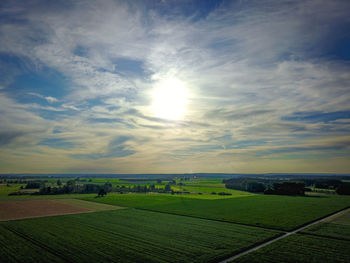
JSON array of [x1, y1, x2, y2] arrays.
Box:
[[83, 193, 350, 231], [1, 209, 280, 263], [302, 223, 350, 241], [231, 234, 350, 263], [301, 210, 350, 240], [0, 225, 61, 263]]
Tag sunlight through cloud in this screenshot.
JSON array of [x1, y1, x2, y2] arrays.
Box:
[[151, 78, 188, 120]]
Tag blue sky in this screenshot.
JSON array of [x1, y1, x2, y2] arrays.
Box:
[[0, 0, 350, 173]]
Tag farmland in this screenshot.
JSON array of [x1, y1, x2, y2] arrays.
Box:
[[301, 209, 350, 240], [231, 234, 350, 263], [1, 209, 280, 263], [0, 225, 61, 263], [83, 193, 350, 231], [1, 175, 350, 262], [0, 184, 26, 198], [0, 199, 123, 221]]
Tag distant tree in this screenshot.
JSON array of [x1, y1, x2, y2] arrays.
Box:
[[265, 182, 305, 196], [57, 179, 62, 186], [25, 182, 42, 189], [64, 180, 76, 193], [164, 184, 171, 192], [247, 182, 266, 193], [98, 189, 106, 197], [336, 183, 350, 195], [103, 182, 113, 192], [170, 180, 176, 185], [157, 179, 162, 184]]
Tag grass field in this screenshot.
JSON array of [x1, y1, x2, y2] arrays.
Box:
[[231, 234, 350, 263], [172, 185, 254, 196], [83, 193, 350, 231], [1, 209, 280, 263], [301, 209, 350, 240], [0, 184, 25, 198]]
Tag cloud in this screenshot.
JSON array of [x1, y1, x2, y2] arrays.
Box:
[[28, 92, 59, 103], [282, 111, 350, 123], [0, 131, 26, 146], [0, 0, 350, 173], [70, 135, 135, 160]]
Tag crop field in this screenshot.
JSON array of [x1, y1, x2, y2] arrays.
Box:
[[83, 193, 350, 230], [0, 225, 61, 263], [301, 209, 350, 240], [1, 209, 280, 263], [231, 234, 350, 263]]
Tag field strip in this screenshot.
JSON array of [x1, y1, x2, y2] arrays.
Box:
[[299, 231, 350, 242], [219, 206, 350, 263], [54, 198, 126, 211], [133, 207, 281, 231], [0, 199, 94, 221]]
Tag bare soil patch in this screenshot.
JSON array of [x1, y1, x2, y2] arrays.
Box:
[[0, 199, 93, 221]]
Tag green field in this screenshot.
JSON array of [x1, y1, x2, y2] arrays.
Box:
[[83, 193, 350, 231], [0, 184, 25, 198], [231, 234, 350, 263], [0, 225, 61, 263], [172, 185, 254, 196], [301, 209, 350, 240], [1, 209, 280, 263]]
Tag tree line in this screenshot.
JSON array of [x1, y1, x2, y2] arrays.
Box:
[[224, 177, 350, 195], [22, 180, 176, 196]]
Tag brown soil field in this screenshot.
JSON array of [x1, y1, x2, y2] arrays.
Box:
[[0, 199, 93, 221]]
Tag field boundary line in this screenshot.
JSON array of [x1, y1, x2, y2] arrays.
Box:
[[218, 206, 350, 263], [2, 224, 73, 263], [298, 231, 350, 242], [288, 205, 350, 232]]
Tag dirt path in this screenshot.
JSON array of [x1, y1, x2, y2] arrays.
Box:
[[219, 207, 350, 263]]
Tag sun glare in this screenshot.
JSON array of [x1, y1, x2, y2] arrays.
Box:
[[151, 78, 188, 120]]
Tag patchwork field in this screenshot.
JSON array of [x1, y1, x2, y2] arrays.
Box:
[[1, 176, 350, 263], [301, 208, 350, 240], [1, 209, 280, 263], [230, 234, 350, 263], [83, 193, 350, 230], [0, 199, 122, 221]]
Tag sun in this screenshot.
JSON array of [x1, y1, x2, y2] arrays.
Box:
[[151, 78, 188, 120]]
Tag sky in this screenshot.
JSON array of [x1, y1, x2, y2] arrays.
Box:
[[0, 0, 350, 174]]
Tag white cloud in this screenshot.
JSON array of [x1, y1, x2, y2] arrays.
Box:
[[1, 0, 350, 172], [28, 92, 59, 103]]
